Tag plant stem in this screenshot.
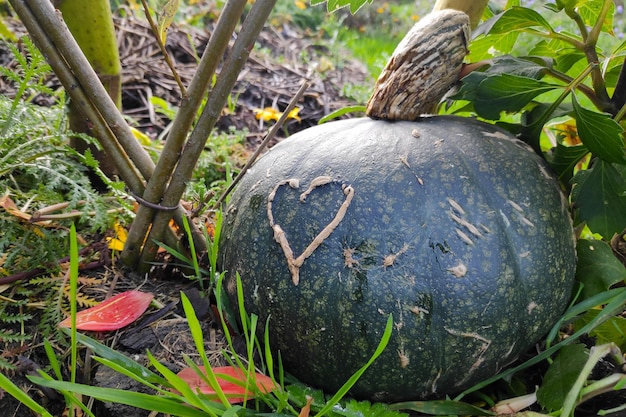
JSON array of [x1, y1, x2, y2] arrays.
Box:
[[432, 0, 488, 29], [136, 0, 278, 270], [583, 0, 613, 111], [121, 0, 249, 269], [611, 56, 626, 118], [211, 80, 310, 211], [139, 0, 187, 97]]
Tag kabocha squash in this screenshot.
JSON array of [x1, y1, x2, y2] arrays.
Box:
[[218, 10, 576, 402]]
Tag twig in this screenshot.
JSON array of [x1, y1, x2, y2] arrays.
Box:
[[139, 0, 187, 97], [135, 0, 279, 270], [0, 244, 106, 286], [121, 0, 249, 269], [208, 80, 310, 212]]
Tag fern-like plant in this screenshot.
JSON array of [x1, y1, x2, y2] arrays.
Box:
[[0, 37, 129, 362]]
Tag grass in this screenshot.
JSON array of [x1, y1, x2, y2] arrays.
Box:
[[2, 0, 626, 416]]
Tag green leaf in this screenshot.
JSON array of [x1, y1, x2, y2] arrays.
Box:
[[575, 309, 626, 350], [157, 0, 180, 43], [474, 74, 561, 120], [0, 373, 54, 417], [572, 95, 626, 164], [548, 142, 589, 186], [571, 160, 626, 237], [60, 329, 169, 386], [390, 399, 494, 416], [467, 32, 520, 60], [575, 239, 626, 299], [28, 377, 212, 417], [339, 399, 409, 417], [578, 0, 614, 35], [319, 105, 366, 124], [482, 7, 553, 35], [536, 343, 588, 412], [324, 0, 371, 13]]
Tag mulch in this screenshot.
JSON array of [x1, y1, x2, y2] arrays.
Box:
[[1, 8, 370, 142]]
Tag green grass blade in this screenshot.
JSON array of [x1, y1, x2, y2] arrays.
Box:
[[61, 329, 168, 386], [180, 291, 232, 406], [314, 314, 394, 417], [390, 399, 495, 416], [28, 376, 212, 417], [43, 339, 62, 380], [0, 372, 54, 417], [455, 287, 626, 400]]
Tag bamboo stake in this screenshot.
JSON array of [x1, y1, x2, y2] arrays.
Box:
[[135, 0, 279, 270], [121, 0, 249, 268]]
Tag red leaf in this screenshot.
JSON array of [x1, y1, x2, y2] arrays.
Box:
[[59, 290, 153, 331], [175, 366, 276, 403]]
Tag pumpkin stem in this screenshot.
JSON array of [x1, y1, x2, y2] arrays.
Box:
[[365, 10, 470, 121]]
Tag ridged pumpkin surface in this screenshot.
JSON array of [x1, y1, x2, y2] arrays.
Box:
[[219, 116, 575, 401]]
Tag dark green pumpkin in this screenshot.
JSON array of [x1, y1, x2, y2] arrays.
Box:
[[218, 116, 575, 401]]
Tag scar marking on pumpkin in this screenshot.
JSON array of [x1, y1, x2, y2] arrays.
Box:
[[445, 327, 492, 387], [343, 248, 359, 268], [383, 243, 410, 267], [527, 301, 538, 314], [398, 348, 410, 368], [519, 215, 535, 228], [409, 306, 429, 317], [267, 178, 355, 286], [507, 200, 524, 213], [447, 198, 465, 215], [499, 210, 511, 227], [456, 228, 474, 245], [448, 211, 483, 238], [400, 156, 424, 185], [446, 262, 467, 278], [300, 176, 334, 202], [482, 130, 510, 140]]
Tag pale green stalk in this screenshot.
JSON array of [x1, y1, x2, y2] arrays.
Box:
[[121, 0, 248, 269], [136, 0, 278, 270]]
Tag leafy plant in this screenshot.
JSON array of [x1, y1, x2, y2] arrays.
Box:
[[449, 0, 626, 242], [0, 37, 123, 274]]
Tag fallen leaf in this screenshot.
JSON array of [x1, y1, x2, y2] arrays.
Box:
[[59, 290, 153, 331], [176, 365, 276, 403], [298, 395, 313, 417]]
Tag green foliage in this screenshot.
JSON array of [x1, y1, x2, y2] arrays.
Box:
[[0, 37, 125, 274], [450, 1, 626, 244]]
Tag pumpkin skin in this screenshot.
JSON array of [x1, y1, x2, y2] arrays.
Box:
[[218, 116, 575, 402]]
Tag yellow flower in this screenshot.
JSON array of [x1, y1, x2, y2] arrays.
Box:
[[255, 107, 302, 123], [295, 0, 307, 10], [287, 107, 301, 122], [107, 222, 127, 251], [255, 107, 281, 122]]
